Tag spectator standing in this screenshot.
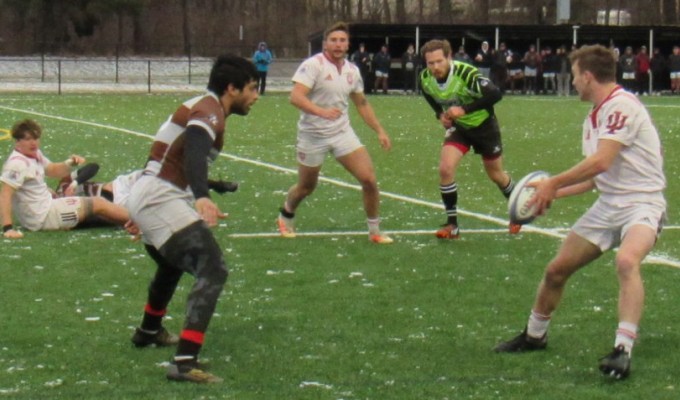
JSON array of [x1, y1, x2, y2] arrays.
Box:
[[556, 45, 571, 96], [669, 46, 680, 94], [542, 46, 559, 94], [474, 41, 493, 78], [619, 46, 636, 93], [351, 43, 372, 94], [635, 46, 651, 95], [401, 44, 419, 94], [373, 45, 391, 94], [649, 47, 667, 95], [252, 41, 273, 94], [453, 45, 472, 64], [507, 49, 524, 94], [491, 42, 510, 93], [522, 44, 540, 95]]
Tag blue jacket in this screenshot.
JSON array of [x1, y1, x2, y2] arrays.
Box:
[[253, 43, 273, 72]]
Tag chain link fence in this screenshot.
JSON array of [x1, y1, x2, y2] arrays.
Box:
[[0, 56, 301, 93]]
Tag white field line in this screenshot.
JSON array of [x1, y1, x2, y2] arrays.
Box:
[[1, 104, 678, 268]]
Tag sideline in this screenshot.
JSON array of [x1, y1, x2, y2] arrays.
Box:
[[1, 104, 678, 268]]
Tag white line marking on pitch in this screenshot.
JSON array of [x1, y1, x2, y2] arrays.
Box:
[[2, 104, 678, 268]]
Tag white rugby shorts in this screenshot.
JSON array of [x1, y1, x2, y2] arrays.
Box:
[[127, 175, 201, 249], [41, 197, 82, 230], [296, 128, 364, 167], [572, 196, 666, 252]]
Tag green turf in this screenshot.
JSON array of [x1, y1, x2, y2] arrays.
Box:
[[0, 93, 679, 399]]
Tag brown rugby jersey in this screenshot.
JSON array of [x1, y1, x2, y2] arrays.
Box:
[[144, 92, 225, 189]]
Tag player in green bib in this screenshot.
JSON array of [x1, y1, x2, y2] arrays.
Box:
[[420, 39, 520, 238]]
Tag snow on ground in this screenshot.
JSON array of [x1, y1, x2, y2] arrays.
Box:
[[0, 56, 297, 93]]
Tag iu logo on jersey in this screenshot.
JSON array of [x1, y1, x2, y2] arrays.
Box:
[[347, 74, 353, 85], [606, 111, 628, 134]]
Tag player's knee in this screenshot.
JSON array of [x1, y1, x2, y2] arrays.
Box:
[[160, 221, 229, 281], [358, 175, 377, 191], [543, 263, 570, 288], [615, 252, 640, 278]]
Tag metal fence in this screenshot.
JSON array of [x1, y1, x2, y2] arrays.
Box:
[[0, 56, 215, 94], [0, 56, 301, 94]]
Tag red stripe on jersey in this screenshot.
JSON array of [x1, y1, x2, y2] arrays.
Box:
[[144, 303, 166, 317], [589, 85, 624, 128], [180, 329, 205, 344]]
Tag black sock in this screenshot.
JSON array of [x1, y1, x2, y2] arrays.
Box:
[[280, 207, 295, 219], [501, 177, 515, 199], [440, 182, 458, 226]]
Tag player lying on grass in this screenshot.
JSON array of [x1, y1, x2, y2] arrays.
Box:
[[0, 119, 133, 239], [56, 168, 239, 209]]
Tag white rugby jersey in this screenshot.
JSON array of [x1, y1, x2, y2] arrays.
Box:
[[582, 86, 665, 197], [112, 169, 143, 208], [292, 53, 364, 135], [0, 149, 53, 230]]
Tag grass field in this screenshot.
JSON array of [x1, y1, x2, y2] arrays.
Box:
[[1, 92, 679, 400]]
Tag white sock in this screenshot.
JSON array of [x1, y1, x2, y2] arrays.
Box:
[[615, 321, 638, 355], [527, 310, 551, 338], [367, 218, 380, 235]]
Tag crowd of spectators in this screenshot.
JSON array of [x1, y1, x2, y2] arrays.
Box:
[[350, 42, 680, 96]]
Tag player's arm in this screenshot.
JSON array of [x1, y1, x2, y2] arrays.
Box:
[[349, 92, 391, 150], [422, 91, 445, 119], [460, 77, 502, 115], [530, 139, 622, 214], [0, 182, 23, 238], [555, 180, 596, 199], [184, 125, 225, 227], [45, 155, 85, 179], [290, 82, 341, 120]]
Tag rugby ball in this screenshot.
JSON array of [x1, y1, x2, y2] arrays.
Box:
[[508, 171, 550, 224]]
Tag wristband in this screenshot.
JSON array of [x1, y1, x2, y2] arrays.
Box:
[[3, 224, 13, 233]]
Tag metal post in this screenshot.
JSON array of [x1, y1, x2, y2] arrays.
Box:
[[115, 49, 120, 84], [572, 25, 580, 46], [495, 27, 499, 50], [415, 25, 420, 93], [58, 60, 62, 95], [147, 60, 151, 93], [649, 29, 654, 94], [41, 53, 46, 82]]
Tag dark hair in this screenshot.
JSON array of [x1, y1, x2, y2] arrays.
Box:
[[324, 21, 349, 40], [11, 119, 42, 140], [207, 54, 258, 95], [421, 39, 452, 58], [569, 44, 616, 83]]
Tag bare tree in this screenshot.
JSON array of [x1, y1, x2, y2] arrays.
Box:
[[396, 0, 406, 22], [438, 0, 452, 23], [382, 0, 392, 22]]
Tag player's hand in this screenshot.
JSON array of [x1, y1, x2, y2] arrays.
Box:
[[66, 155, 86, 167], [124, 220, 140, 237], [63, 183, 76, 197], [196, 197, 226, 228], [526, 179, 556, 216], [3, 228, 24, 239], [440, 113, 453, 129], [377, 131, 392, 151], [446, 106, 466, 120], [318, 107, 342, 120]]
